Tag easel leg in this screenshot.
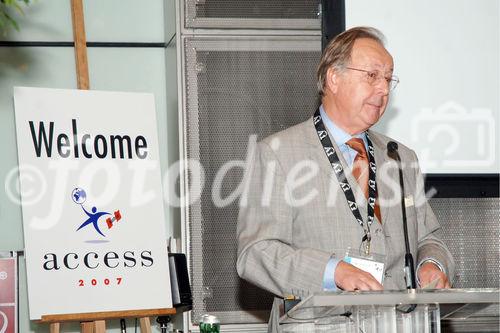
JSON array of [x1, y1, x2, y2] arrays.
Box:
[[49, 322, 60, 333], [139, 317, 152, 333], [81, 321, 93, 333], [80, 320, 106, 333], [93, 320, 106, 333]]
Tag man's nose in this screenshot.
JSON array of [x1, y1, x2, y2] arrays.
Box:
[[374, 77, 390, 95]]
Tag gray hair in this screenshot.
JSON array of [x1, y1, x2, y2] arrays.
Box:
[[316, 26, 386, 96]]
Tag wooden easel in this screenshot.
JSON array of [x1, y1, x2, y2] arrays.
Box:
[[71, 0, 89, 90], [41, 308, 177, 333], [37, 2, 179, 332]]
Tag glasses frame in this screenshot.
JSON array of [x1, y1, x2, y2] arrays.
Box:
[[345, 67, 400, 91]]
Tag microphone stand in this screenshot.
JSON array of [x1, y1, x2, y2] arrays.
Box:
[[387, 142, 417, 313]]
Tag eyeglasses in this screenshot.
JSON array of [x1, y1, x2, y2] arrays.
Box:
[[345, 67, 400, 91]]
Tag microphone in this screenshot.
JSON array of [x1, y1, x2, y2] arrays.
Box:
[[387, 141, 399, 160], [387, 141, 417, 290]]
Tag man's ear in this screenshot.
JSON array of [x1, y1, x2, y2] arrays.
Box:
[[325, 67, 340, 94]]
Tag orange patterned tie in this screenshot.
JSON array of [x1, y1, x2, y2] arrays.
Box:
[[346, 138, 382, 223]]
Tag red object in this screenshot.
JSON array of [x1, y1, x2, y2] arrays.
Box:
[[105, 210, 122, 229], [0, 257, 17, 333], [0, 305, 15, 333], [0, 258, 15, 303]]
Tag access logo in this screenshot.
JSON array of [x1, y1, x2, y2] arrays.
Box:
[[72, 187, 123, 237], [39, 188, 154, 271]]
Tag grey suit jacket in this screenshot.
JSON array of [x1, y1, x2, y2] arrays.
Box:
[[236, 116, 455, 332]]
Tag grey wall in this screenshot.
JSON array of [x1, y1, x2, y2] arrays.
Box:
[[0, 1, 180, 332]]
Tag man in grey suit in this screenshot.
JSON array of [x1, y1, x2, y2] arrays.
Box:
[[236, 27, 454, 331]]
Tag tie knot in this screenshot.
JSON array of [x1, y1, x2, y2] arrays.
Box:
[[346, 138, 367, 157]]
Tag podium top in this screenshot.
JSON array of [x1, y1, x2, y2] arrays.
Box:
[[281, 289, 499, 328], [304, 288, 499, 307]]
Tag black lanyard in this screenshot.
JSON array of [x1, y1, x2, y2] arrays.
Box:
[[313, 108, 378, 255]]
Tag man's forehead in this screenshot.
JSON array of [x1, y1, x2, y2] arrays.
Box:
[[351, 38, 394, 69]]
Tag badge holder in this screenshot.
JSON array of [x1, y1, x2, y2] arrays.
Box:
[[344, 247, 386, 284]]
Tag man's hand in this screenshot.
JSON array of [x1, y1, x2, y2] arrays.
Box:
[[334, 260, 383, 291], [417, 262, 450, 289]]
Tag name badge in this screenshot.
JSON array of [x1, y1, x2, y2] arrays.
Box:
[[344, 248, 385, 284]]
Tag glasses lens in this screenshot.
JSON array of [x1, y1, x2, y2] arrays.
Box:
[[390, 77, 399, 91]]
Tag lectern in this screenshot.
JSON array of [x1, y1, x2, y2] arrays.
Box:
[[280, 288, 499, 333]]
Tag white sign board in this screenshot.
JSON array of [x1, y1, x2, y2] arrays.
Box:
[[13, 87, 172, 320]]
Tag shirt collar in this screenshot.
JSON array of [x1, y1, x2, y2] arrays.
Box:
[[319, 105, 367, 147]]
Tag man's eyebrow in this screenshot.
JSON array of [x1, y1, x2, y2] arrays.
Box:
[[365, 63, 393, 70]]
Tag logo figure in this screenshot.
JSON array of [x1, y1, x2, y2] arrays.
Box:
[[72, 188, 122, 237]]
